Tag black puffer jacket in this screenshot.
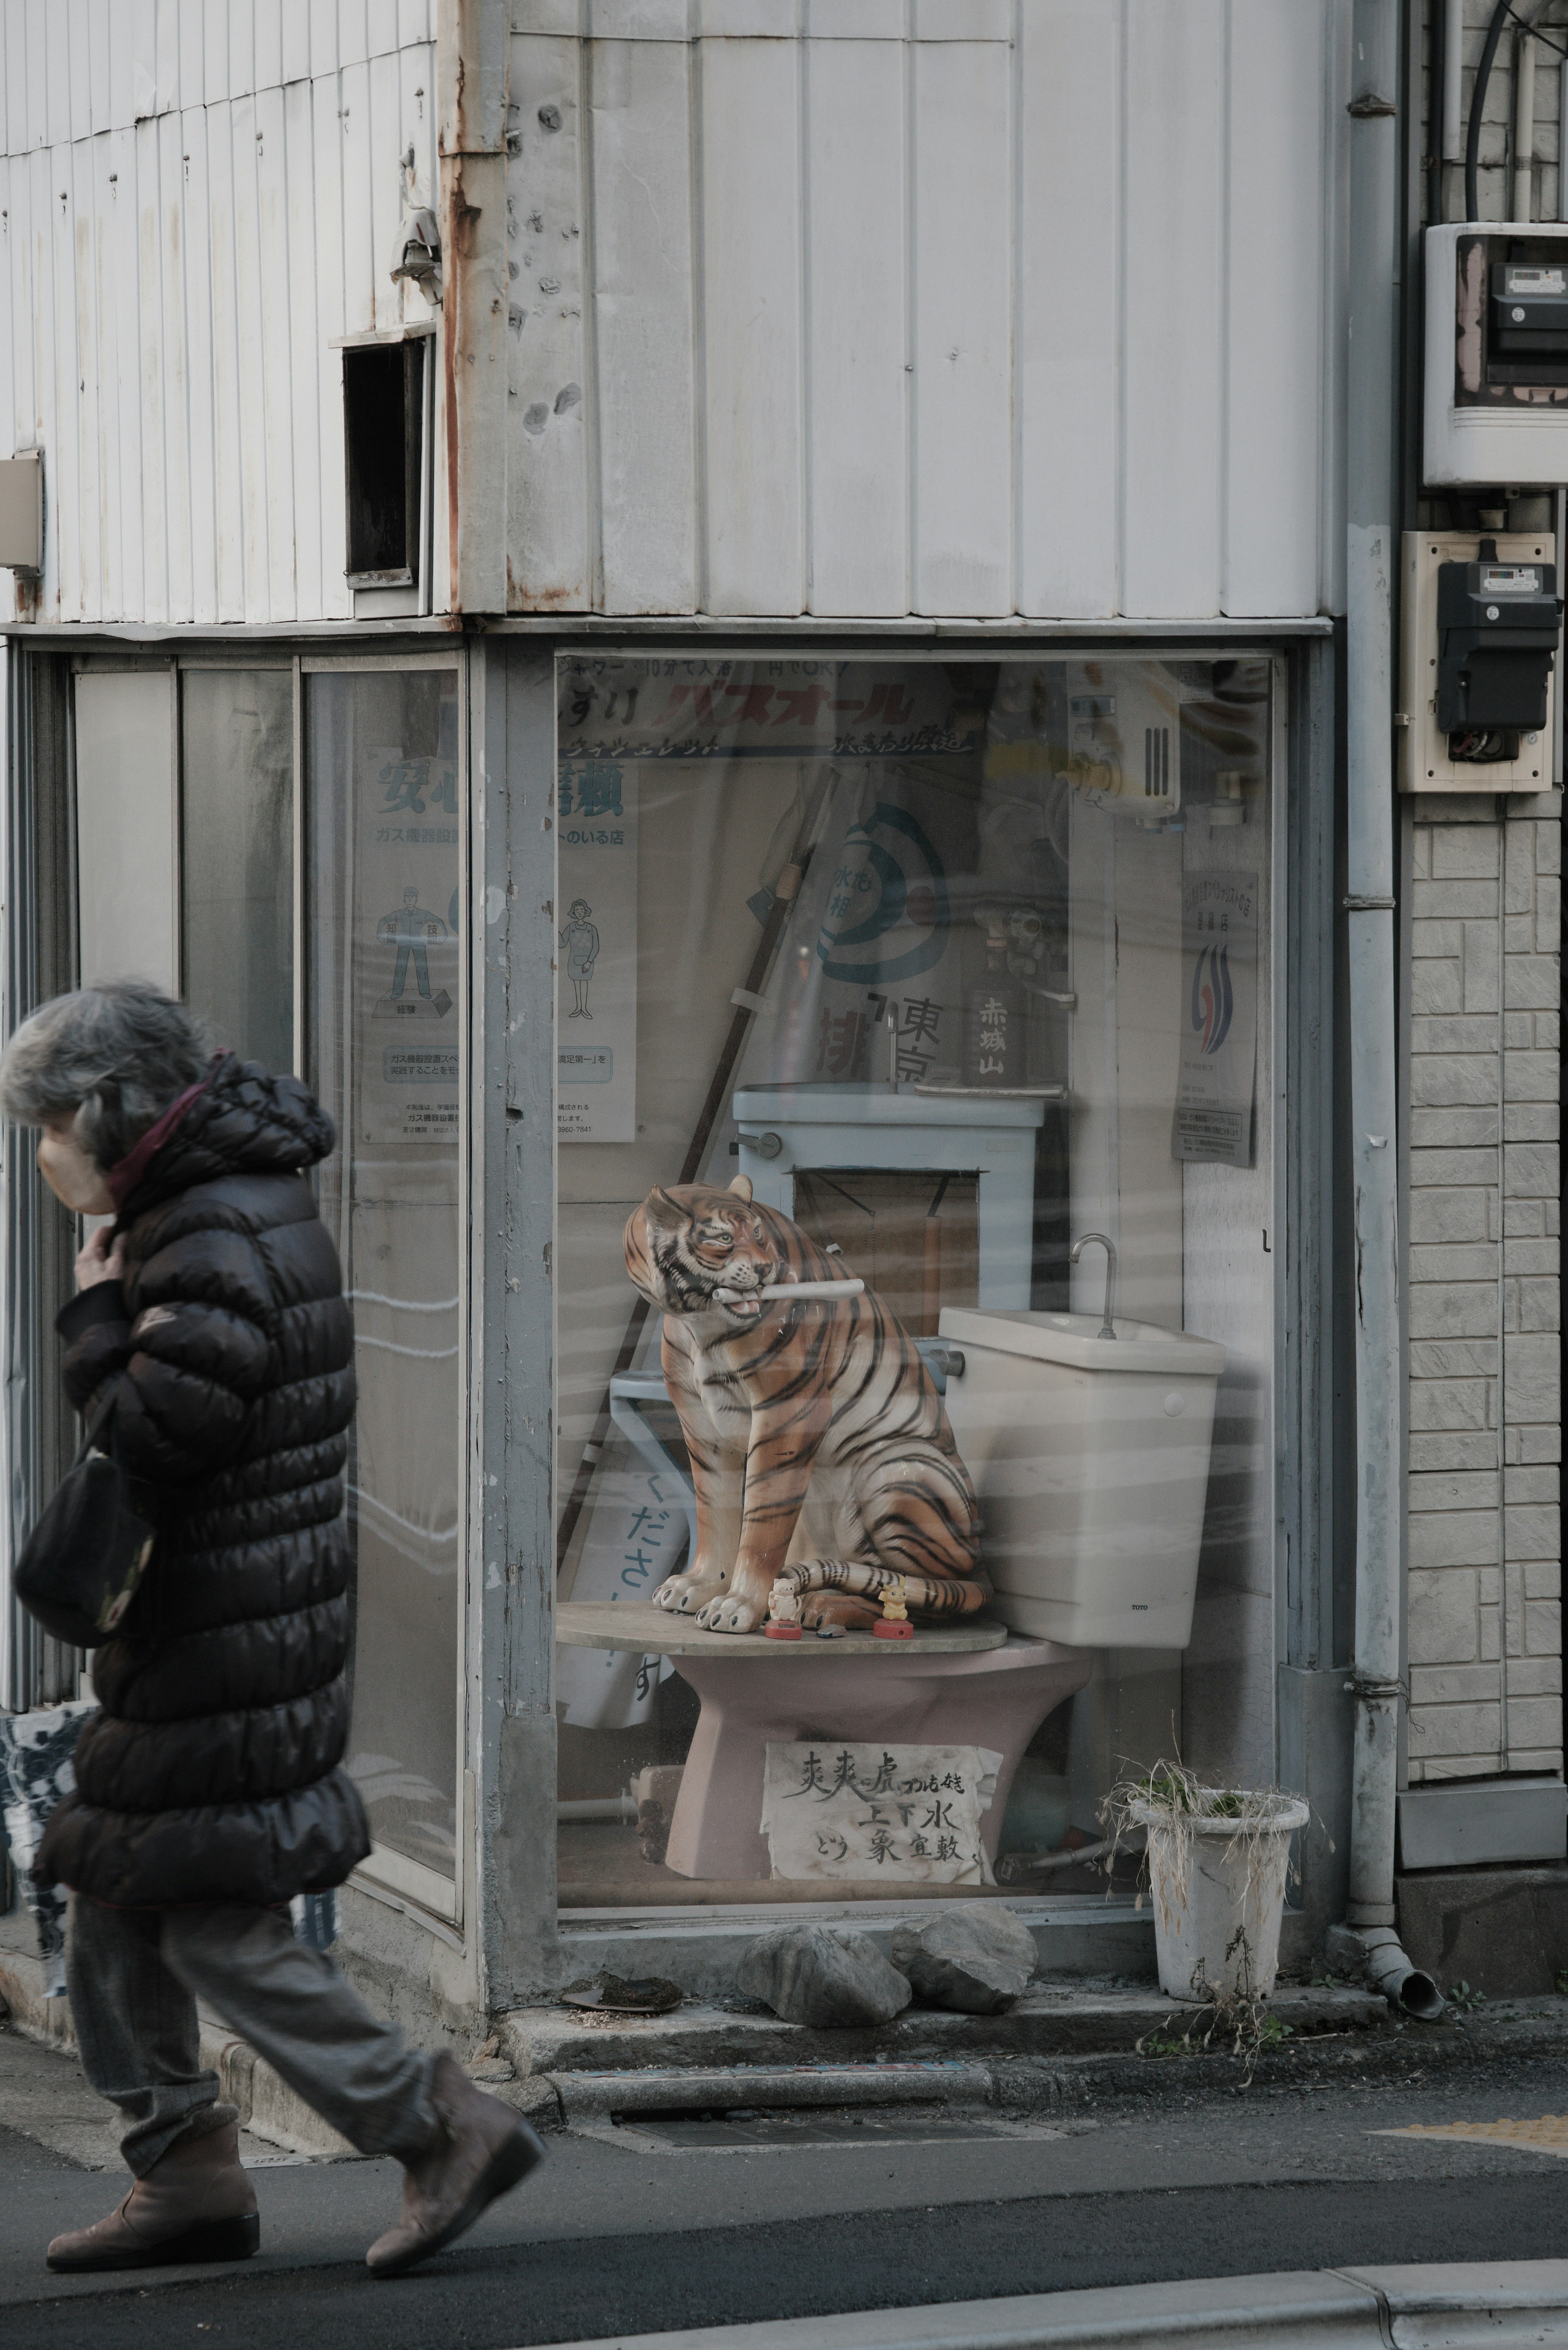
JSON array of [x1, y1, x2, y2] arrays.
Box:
[[35, 1056, 369, 1908]]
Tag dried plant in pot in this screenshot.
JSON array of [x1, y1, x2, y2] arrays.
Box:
[[1103, 1762, 1310, 2005]]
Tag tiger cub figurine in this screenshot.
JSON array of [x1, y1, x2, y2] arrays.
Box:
[[623, 1175, 988, 1634]]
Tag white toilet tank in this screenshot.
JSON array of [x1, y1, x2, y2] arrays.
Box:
[[937, 1307, 1227, 1650]]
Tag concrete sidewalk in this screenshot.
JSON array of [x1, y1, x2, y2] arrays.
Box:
[[563, 2264, 1568, 2350]]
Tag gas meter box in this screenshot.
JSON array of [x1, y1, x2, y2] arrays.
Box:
[[1400, 531, 1560, 794], [1425, 223, 1568, 484]]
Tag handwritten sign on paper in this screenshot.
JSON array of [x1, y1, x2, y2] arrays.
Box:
[[761, 1742, 1001, 1886]]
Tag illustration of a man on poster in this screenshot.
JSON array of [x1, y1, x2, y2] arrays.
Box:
[[375, 886, 452, 1019], [561, 897, 600, 1019]]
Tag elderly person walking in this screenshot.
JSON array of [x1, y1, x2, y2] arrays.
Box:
[[0, 979, 541, 2278]]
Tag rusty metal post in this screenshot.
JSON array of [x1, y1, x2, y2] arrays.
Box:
[[438, 0, 510, 614]]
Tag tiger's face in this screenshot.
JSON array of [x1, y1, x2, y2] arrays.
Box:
[[627, 1177, 785, 1326]]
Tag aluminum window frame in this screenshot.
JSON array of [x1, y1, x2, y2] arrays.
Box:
[[300, 647, 472, 1933]]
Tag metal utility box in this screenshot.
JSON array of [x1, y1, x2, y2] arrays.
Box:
[[1425, 224, 1568, 485], [0, 452, 42, 572], [1399, 531, 1559, 793]]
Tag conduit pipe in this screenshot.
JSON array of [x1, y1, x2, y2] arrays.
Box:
[[1442, 0, 1465, 181], [1338, 0, 1444, 2024], [1515, 25, 1538, 221]]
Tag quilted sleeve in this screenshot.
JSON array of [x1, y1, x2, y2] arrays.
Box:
[[57, 1281, 134, 1418], [109, 1224, 277, 1486]]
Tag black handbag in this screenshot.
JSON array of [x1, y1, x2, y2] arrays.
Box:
[[12, 1394, 156, 1648]]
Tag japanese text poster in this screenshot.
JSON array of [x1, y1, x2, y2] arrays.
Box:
[[357, 737, 461, 1149], [558, 762, 637, 1143], [761, 1741, 1000, 1885]]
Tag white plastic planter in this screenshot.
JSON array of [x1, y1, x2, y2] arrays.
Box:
[[1129, 1794, 1310, 2003]]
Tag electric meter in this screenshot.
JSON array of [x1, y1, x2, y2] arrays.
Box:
[[1399, 531, 1560, 793], [1425, 223, 1568, 484]]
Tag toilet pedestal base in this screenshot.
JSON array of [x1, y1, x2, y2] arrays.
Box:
[[664, 1639, 1092, 1882]]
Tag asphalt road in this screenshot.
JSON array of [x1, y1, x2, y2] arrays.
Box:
[[3, 2027, 1568, 2349]]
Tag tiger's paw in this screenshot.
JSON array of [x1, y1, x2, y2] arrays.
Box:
[[695, 1592, 768, 1634], [653, 1571, 724, 1616]]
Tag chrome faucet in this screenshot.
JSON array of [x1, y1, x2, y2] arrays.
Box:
[[1070, 1231, 1118, 1340]]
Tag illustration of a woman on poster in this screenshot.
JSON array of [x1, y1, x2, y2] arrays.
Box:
[[561, 898, 600, 1018]]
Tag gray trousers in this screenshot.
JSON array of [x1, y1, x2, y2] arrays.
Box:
[[67, 1895, 439, 2176]]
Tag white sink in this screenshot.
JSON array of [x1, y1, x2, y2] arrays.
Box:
[[938, 1306, 1227, 1650]]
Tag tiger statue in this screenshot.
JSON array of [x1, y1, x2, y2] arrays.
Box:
[[622, 1175, 989, 1634]]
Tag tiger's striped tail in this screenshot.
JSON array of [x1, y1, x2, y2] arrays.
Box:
[[769, 1559, 993, 1621]]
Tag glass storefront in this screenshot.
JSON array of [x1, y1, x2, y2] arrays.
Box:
[[181, 670, 296, 1074], [307, 663, 465, 1902], [555, 653, 1276, 1909]]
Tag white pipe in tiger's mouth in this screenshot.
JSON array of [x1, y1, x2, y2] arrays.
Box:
[[711, 1278, 865, 1309]]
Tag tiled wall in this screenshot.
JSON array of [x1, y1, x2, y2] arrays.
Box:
[[1406, 806, 1562, 1781]]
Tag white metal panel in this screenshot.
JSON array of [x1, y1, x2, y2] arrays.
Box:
[[1017, 0, 1119, 618], [912, 0, 1009, 36], [179, 103, 220, 622], [45, 1, 72, 148], [339, 57, 373, 337], [1121, 0, 1225, 619], [309, 0, 339, 77], [586, 33, 698, 612], [18, 149, 42, 595], [158, 109, 193, 622], [803, 35, 906, 615], [311, 66, 352, 616], [227, 0, 256, 99], [507, 35, 591, 609], [23, 2, 47, 155], [5, 15, 25, 158], [699, 34, 804, 615], [136, 116, 170, 623], [177, 0, 205, 118], [67, 1, 94, 145], [282, 0, 311, 84], [69, 141, 101, 620], [911, 33, 1011, 615], [367, 44, 402, 332], [337, 0, 369, 70], [206, 100, 247, 618], [156, 0, 181, 120], [38, 146, 74, 619], [111, 127, 147, 622], [284, 73, 322, 620], [1223, 0, 1325, 618], [255, 80, 296, 617], [254, 0, 283, 93], [231, 90, 273, 616], [202, 0, 229, 105], [74, 670, 178, 994]]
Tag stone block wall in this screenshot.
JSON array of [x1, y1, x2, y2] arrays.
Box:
[[1406, 805, 1561, 1782]]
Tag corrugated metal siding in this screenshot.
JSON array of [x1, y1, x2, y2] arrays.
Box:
[[506, 1, 1351, 620], [0, 1, 437, 624]]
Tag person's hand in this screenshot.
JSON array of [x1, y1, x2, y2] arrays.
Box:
[[75, 1225, 125, 1293]]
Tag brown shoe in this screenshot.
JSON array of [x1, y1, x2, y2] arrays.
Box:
[[47, 2118, 260, 2273], [366, 2050, 545, 2279]]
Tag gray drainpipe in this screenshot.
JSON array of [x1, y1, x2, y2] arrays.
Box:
[[1328, 0, 1444, 2022]]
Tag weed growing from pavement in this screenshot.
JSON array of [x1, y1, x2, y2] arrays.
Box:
[[1446, 1980, 1487, 2013]]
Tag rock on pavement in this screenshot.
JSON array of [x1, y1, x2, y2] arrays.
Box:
[[892, 1906, 1038, 2013], [736, 1924, 913, 2027]]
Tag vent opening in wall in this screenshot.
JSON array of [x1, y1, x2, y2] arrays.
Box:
[[343, 340, 427, 588]]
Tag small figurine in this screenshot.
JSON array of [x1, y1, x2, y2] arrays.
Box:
[[873, 1575, 915, 1641], [764, 1581, 804, 1641]]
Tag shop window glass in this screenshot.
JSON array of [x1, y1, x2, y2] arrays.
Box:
[[181, 670, 295, 1072], [74, 671, 178, 992], [555, 654, 1275, 1913], [307, 667, 463, 1889]]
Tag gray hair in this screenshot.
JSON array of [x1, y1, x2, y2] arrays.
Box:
[[0, 981, 210, 1171]]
